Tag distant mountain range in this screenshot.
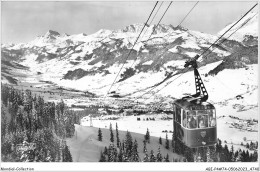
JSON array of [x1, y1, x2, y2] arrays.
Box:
[[1, 12, 258, 101]]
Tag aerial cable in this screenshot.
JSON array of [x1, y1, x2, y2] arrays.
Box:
[[177, 1, 199, 28], [141, 11, 258, 103], [105, 1, 159, 97], [203, 12, 258, 59], [134, 4, 258, 103], [141, 2, 164, 40], [128, 2, 200, 99], [149, 1, 199, 42], [114, 1, 173, 92], [147, 1, 173, 40], [139, 67, 189, 101], [198, 3, 258, 59], [119, 0, 195, 79], [203, 12, 258, 109]]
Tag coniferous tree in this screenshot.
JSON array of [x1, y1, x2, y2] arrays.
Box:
[[122, 149, 129, 162], [150, 150, 156, 162], [209, 145, 217, 162], [98, 128, 102, 141], [249, 141, 254, 150], [252, 150, 258, 162], [216, 138, 223, 161], [206, 146, 213, 162], [245, 150, 249, 162], [234, 150, 239, 161], [118, 147, 123, 162], [116, 123, 120, 147], [249, 153, 253, 162], [109, 123, 114, 143], [165, 133, 169, 149], [165, 153, 170, 162], [131, 139, 139, 162], [104, 146, 108, 155], [144, 128, 150, 143], [1, 108, 7, 140], [62, 145, 73, 162], [216, 138, 222, 153], [246, 143, 250, 149], [199, 147, 207, 162], [143, 140, 147, 153], [196, 153, 204, 162], [172, 133, 176, 153], [108, 144, 115, 162], [99, 151, 106, 162], [241, 150, 246, 162], [236, 149, 242, 162], [230, 145, 235, 162], [125, 131, 133, 158], [184, 146, 194, 162], [157, 136, 161, 145], [143, 149, 149, 162], [222, 144, 230, 162], [156, 146, 163, 162], [113, 145, 118, 162]]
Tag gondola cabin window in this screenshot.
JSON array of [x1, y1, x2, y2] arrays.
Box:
[[176, 106, 182, 124], [197, 110, 209, 128], [183, 111, 187, 127], [208, 109, 216, 127], [183, 110, 216, 129], [186, 111, 197, 129]]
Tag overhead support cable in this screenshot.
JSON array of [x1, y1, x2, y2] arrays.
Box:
[[134, 3, 258, 103], [114, 1, 173, 92], [141, 1, 164, 40], [140, 8, 258, 103], [105, 1, 159, 97], [198, 3, 258, 59], [177, 1, 199, 27], [128, 1, 200, 99]]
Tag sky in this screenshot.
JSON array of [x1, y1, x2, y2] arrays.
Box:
[[1, 1, 258, 44]]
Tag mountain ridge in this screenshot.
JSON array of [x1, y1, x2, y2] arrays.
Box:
[[1, 13, 258, 100]]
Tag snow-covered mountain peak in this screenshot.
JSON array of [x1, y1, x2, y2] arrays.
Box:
[[61, 33, 70, 37], [93, 29, 112, 37], [218, 12, 258, 42], [120, 23, 146, 33], [44, 30, 61, 38]]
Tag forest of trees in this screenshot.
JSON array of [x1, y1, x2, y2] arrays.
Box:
[[1, 84, 79, 162], [1, 84, 258, 163], [99, 125, 258, 162], [173, 135, 258, 162], [99, 128, 171, 162]]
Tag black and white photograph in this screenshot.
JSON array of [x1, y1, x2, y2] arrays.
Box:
[[1, 1, 259, 171]]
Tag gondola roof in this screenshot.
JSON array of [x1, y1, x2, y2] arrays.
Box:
[[173, 98, 215, 111]]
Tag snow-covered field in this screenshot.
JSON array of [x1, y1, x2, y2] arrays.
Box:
[[67, 124, 182, 162], [81, 102, 258, 152]]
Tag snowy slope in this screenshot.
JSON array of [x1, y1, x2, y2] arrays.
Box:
[[1, 16, 258, 104], [67, 124, 182, 162], [1, 23, 227, 93], [218, 12, 258, 42]]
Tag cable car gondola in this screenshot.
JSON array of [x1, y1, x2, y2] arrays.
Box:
[[173, 55, 217, 148]]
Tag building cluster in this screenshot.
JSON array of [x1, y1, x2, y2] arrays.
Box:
[[229, 118, 258, 132]]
